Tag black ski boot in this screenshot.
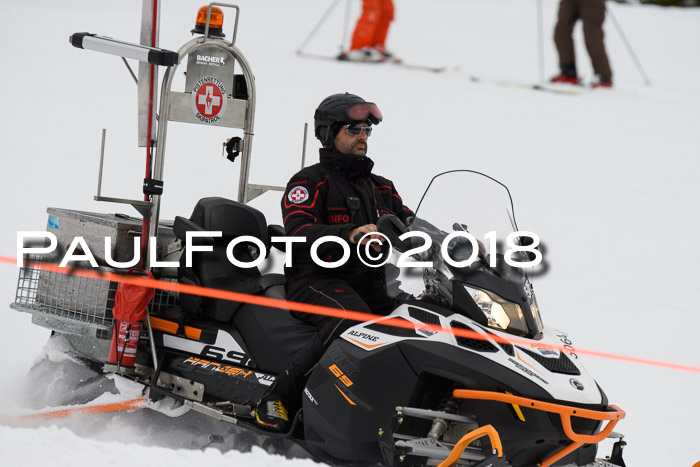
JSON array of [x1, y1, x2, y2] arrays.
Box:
[[254, 368, 300, 432], [255, 334, 325, 432], [255, 394, 291, 432]]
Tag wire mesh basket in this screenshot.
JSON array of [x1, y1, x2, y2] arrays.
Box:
[[11, 255, 179, 337]]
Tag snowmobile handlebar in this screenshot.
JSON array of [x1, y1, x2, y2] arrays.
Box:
[[348, 214, 410, 248], [376, 214, 412, 251]]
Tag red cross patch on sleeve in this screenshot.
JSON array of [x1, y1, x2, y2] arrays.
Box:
[[287, 186, 310, 204]]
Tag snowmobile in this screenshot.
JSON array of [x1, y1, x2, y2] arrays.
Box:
[[9, 3, 627, 467]]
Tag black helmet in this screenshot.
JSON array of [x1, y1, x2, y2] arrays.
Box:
[[314, 93, 383, 148]]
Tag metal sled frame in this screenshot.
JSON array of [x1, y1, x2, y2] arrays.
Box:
[[149, 4, 260, 242], [386, 389, 625, 467], [140, 3, 274, 367], [12, 2, 283, 365], [84, 3, 280, 246]]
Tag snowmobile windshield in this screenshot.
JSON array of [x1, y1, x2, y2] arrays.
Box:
[[394, 170, 544, 338], [412, 170, 518, 243]]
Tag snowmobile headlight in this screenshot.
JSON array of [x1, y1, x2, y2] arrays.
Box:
[[530, 295, 543, 333], [464, 286, 528, 336]]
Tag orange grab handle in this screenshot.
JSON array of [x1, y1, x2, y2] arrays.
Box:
[[437, 424, 503, 467], [452, 389, 625, 467]]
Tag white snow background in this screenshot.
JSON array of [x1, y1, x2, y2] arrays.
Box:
[[0, 0, 698, 466]]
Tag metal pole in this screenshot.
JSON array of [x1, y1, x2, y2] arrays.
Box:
[[341, 0, 353, 54], [536, 0, 545, 83], [121, 57, 139, 85], [233, 43, 257, 203], [140, 0, 161, 374], [301, 123, 308, 170], [97, 129, 107, 197], [604, 1, 651, 86], [296, 0, 342, 54], [138, 0, 160, 148]]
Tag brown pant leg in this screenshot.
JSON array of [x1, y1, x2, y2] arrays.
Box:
[[554, 0, 579, 72], [580, 0, 612, 81]]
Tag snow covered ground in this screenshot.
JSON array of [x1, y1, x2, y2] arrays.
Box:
[[1, 0, 698, 465]]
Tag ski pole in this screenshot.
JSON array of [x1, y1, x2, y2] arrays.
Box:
[[341, 0, 353, 54], [296, 0, 343, 55], [536, 0, 545, 83], [603, 0, 652, 86]]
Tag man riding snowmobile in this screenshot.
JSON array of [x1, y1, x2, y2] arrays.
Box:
[[255, 92, 414, 431], [7, 4, 629, 463]]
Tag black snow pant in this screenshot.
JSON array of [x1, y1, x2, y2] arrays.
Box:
[[554, 0, 612, 82], [268, 276, 395, 409]]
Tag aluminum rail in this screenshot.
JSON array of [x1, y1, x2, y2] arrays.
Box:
[[69, 33, 178, 66], [148, 36, 257, 253]]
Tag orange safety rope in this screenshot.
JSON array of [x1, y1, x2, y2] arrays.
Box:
[[0, 398, 148, 425], [2, 254, 700, 374]]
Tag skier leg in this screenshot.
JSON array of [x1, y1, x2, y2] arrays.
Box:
[[371, 0, 395, 54], [581, 0, 613, 84], [553, 0, 579, 78], [350, 0, 381, 51]]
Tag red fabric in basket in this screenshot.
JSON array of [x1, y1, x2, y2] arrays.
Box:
[[112, 269, 155, 323]]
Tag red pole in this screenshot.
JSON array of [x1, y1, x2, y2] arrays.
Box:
[[140, 0, 159, 268]]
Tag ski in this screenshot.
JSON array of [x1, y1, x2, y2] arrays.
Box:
[[468, 75, 585, 96], [393, 60, 455, 73], [296, 51, 451, 74]]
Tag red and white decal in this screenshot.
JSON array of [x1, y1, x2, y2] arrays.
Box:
[[288, 186, 310, 204], [191, 77, 227, 123]]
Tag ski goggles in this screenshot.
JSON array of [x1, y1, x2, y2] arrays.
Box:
[[346, 102, 383, 124], [343, 124, 373, 137]]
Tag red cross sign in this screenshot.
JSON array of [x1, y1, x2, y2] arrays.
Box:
[[288, 186, 309, 204], [195, 83, 224, 118]]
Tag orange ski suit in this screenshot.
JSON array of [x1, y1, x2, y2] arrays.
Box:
[[349, 0, 395, 52]]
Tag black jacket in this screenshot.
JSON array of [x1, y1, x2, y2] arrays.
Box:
[[281, 149, 414, 297]]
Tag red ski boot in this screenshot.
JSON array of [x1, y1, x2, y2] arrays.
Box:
[[551, 74, 580, 85]]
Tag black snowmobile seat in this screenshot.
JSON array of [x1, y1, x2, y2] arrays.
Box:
[[174, 197, 320, 371], [176, 197, 274, 321], [189, 196, 269, 245]]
